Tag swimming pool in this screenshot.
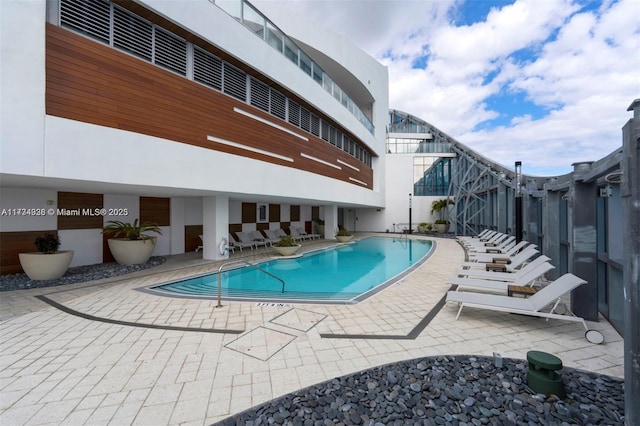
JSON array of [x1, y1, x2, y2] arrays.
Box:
[[149, 236, 434, 303]]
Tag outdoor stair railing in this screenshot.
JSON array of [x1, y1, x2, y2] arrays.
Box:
[[216, 260, 285, 307]]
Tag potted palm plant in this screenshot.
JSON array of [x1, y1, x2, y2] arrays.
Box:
[[102, 219, 161, 265], [431, 198, 455, 233], [19, 232, 74, 280], [335, 226, 353, 242], [273, 234, 301, 256]]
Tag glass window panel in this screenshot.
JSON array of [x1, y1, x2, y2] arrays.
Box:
[[312, 62, 323, 85], [214, 0, 241, 21], [266, 22, 283, 52], [299, 50, 312, 76], [284, 37, 298, 64], [242, 3, 264, 40]]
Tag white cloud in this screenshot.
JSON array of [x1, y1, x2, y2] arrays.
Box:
[[254, 0, 640, 176]]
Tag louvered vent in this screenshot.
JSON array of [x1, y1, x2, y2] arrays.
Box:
[[270, 89, 286, 119], [288, 100, 300, 127], [310, 114, 320, 137], [60, 0, 110, 43], [193, 47, 222, 91], [321, 121, 330, 141], [250, 78, 269, 112], [300, 107, 311, 132], [113, 6, 152, 61], [154, 28, 186, 75], [329, 127, 338, 145], [223, 63, 247, 101]]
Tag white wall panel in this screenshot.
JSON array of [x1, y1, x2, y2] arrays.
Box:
[[171, 197, 186, 255], [104, 194, 139, 224], [0, 188, 57, 231], [44, 117, 383, 208], [185, 198, 203, 225], [0, 0, 47, 176], [59, 229, 102, 267]]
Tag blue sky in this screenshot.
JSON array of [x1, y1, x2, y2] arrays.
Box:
[[255, 0, 639, 176]]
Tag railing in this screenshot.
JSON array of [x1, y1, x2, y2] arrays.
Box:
[[209, 0, 374, 134], [216, 259, 285, 307]]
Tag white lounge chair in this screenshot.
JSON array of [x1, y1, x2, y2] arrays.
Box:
[[229, 233, 254, 252], [289, 227, 310, 241], [264, 229, 281, 241], [465, 235, 514, 252], [445, 273, 604, 343], [273, 229, 288, 238], [462, 230, 504, 244], [253, 230, 278, 246], [455, 255, 551, 281], [195, 234, 203, 253], [457, 229, 494, 242], [468, 241, 534, 261], [296, 226, 320, 240], [236, 231, 268, 249], [467, 236, 516, 253], [449, 260, 555, 292], [460, 246, 539, 272]]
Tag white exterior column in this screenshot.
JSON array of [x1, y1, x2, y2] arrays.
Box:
[[170, 197, 186, 255], [324, 204, 338, 240], [203, 195, 229, 260]]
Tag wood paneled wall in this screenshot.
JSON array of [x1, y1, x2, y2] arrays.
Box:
[[140, 197, 170, 226], [241, 203, 257, 224], [290, 205, 300, 222], [46, 24, 374, 189], [57, 192, 103, 230], [0, 231, 58, 275], [269, 204, 281, 223]]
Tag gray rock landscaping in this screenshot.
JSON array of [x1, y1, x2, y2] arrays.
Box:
[[217, 355, 624, 425]]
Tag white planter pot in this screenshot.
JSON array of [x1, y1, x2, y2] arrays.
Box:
[[273, 245, 301, 256], [108, 238, 156, 265], [19, 250, 74, 280], [336, 235, 353, 243], [435, 224, 447, 233]]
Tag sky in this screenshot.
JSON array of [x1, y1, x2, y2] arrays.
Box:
[[252, 0, 640, 176]]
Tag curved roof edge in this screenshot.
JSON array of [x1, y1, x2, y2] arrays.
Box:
[[389, 108, 624, 186]]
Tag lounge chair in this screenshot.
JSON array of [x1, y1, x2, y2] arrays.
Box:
[[273, 228, 288, 238], [264, 229, 281, 242], [289, 227, 310, 241], [457, 229, 495, 242], [455, 255, 551, 281], [465, 235, 514, 252], [449, 259, 554, 292], [296, 226, 320, 240], [467, 236, 515, 253], [460, 245, 539, 272], [445, 273, 604, 343], [236, 231, 268, 249], [253, 230, 278, 246], [450, 262, 554, 292], [468, 241, 533, 261], [196, 234, 203, 253], [229, 233, 254, 252]]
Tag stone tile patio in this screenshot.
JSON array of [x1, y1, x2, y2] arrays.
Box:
[[0, 235, 624, 425]]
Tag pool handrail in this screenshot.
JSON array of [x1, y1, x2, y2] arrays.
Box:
[[216, 260, 285, 307]]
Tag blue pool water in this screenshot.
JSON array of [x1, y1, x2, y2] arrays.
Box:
[[151, 237, 433, 303]]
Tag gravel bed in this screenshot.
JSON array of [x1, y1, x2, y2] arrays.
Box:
[[217, 355, 624, 426], [0, 257, 166, 292]]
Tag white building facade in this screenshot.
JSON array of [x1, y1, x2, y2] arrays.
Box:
[[0, 0, 389, 272]]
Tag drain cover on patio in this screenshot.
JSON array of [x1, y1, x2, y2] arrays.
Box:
[[225, 326, 296, 361], [270, 308, 327, 332]]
